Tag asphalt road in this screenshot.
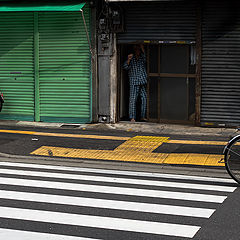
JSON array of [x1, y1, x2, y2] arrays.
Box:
[[0, 125, 229, 158], [0, 160, 238, 240], [0, 125, 238, 239]]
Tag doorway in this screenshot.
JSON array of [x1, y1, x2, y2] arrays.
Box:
[[118, 44, 196, 124]]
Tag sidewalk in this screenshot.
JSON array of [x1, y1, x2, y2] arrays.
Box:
[[0, 119, 236, 137], [98, 122, 236, 138]]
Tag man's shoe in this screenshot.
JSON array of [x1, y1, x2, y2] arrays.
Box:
[[140, 118, 147, 122]]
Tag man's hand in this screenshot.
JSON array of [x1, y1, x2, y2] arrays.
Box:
[[140, 44, 145, 53], [127, 54, 133, 64]]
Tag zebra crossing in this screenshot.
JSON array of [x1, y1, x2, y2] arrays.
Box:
[[0, 161, 237, 239]]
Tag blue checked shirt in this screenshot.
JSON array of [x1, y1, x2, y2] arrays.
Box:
[[123, 53, 147, 86]]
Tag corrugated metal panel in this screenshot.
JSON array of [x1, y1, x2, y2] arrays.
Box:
[[108, 0, 183, 2], [117, 1, 196, 43], [201, 1, 240, 126], [38, 9, 91, 123], [0, 12, 34, 121], [0, 3, 86, 12]]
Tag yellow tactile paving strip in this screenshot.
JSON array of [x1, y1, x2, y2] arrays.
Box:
[[0, 129, 226, 166], [30, 135, 225, 166]]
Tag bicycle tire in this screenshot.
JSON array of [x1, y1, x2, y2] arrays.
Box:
[[224, 135, 240, 184]]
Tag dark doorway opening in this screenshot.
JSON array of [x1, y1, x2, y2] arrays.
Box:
[[118, 44, 196, 124]]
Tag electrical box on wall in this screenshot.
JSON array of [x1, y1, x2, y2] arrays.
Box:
[[98, 33, 113, 56], [109, 6, 124, 33]]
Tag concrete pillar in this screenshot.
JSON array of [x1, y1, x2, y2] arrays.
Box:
[[109, 33, 117, 123]]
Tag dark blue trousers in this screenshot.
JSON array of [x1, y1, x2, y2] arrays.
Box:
[[129, 85, 147, 120]]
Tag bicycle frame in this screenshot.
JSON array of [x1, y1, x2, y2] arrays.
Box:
[[223, 135, 240, 155]]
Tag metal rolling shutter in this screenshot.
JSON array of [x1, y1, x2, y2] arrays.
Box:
[[117, 1, 196, 43], [0, 12, 34, 121], [201, 1, 240, 126], [38, 10, 91, 123]]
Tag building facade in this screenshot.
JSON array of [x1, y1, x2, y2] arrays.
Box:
[[0, 0, 96, 123], [0, 0, 239, 127], [97, 0, 240, 127]]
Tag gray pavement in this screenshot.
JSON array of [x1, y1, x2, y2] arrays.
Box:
[[0, 119, 237, 137]]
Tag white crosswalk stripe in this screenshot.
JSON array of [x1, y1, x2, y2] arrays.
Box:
[[0, 190, 215, 218], [0, 206, 201, 238], [0, 176, 228, 203], [0, 161, 236, 239], [0, 168, 235, 192], [0, 228, 99, 240], [0, 161, 235, 183]]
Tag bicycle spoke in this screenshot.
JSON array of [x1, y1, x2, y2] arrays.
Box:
[[228, 148, 240, 158]]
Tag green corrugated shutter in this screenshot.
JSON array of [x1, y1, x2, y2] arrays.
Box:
[[0, 3, 85, 12], [0, 7, 91, 123], [38, 9, 91, 123], [0, 12, 35, 121]]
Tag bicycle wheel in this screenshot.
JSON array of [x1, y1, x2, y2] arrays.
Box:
[[224, 135, 240, 184]]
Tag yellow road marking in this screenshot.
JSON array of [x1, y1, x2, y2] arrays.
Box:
[[0, 129, 232, 146], [31, 136, 224, 166], [0, 130, 36, 135], [0, 130, 129, 141], [168, 140, 228, 145], [0, 129, 230, 166]]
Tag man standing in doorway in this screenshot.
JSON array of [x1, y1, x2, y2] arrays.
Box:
[[123, 44, 147, 122]]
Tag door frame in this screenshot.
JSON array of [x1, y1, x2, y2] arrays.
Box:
[[146, 44, 197, 124], [117, 43, 201, 125]]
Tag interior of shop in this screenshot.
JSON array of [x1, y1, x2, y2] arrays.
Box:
[[118, 43, 196, 123]]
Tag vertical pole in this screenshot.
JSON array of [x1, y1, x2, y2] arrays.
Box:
[[116, 44, 121, 122], [34, 12, 40, 122], [195, 1, 202, 126], [158, 45, 161, 122], [147, 45, 149, 120], [81, 8, 93, 122], [110, 33, 117, 123], [90, 5, 98, 122], [80, 9, 92, 55]]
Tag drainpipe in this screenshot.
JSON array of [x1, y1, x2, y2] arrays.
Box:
[[109, 33, 117, 123], [80, 9, 93, 55]]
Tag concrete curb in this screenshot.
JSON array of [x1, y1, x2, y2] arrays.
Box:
[[0, 150, 230, 179], [98, 122, 236, 137], [0, 120, 236, 137]]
